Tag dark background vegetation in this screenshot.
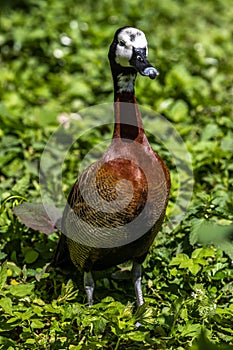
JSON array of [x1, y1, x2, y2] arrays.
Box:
[[0, 0, 233, 349]]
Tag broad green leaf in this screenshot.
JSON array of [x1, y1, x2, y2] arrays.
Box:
[[170, 254, 189, 266], [0, 297, 12, 315], [44, 304, 62, 314], [30, 319, 45, 329], [191, 248, 215, 259], [24, 249, 39, 264], [12, 174, 30, 194], [201, 124, 221, 141], [7, 283, 34, 297], [188, 264, 202, 275], [168, 100, 189, 122], [190, 219, 206, 246], [0, 261, 7, 290], [221, 133, 233, 152], [0, 252, 7, 261], [128, 330, 147, 341], [93, 317, 107, 334], [180, 307, 188, 321], [180, 259, 193, 269], [180, 323, 201, 337], [25, 338, 36, 345]]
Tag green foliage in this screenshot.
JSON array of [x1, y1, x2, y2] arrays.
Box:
[[1, 0, 233, 349], [191, 329, 233, 350]]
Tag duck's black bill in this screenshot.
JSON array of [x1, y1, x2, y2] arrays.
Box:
[[129, 47, 159, 80]]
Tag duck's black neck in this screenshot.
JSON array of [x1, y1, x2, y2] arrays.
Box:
[[112, 70, 144, 142]]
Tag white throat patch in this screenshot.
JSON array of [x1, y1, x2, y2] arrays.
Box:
[[115, 27, 148, 67]]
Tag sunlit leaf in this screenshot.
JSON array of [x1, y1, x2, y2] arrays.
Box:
[[30, 319, 45, 329], [8, 283, 34, 297], [0, 297, 13, 315], [0, 261, 7, 290]]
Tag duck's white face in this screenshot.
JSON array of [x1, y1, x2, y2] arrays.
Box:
[[115, 27, 148, 67]]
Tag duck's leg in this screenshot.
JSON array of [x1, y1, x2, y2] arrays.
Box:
[[132, 261, 144, 307], [84, 271, 95, 306]]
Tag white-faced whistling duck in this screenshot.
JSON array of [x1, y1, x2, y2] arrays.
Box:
[[53, 26, 171, 307]]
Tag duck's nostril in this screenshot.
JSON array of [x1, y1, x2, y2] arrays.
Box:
[[137, 55, 143, 62]]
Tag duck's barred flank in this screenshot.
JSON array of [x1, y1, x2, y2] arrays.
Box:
[[53, 26, 171, 307]]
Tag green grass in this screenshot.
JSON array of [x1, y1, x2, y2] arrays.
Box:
[[0, 0, 233, 349]]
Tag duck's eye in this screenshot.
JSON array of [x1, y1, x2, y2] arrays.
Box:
[[119, 40, 126, 47]]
